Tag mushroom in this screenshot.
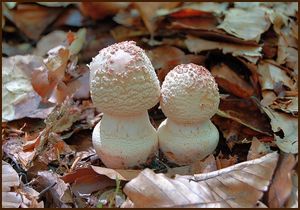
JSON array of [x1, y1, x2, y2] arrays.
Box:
[[158, 63, 220, 165], [89, 41, 160, 169]]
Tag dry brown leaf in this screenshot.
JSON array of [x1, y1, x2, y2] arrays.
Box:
[[61, 167, 116, 198], [110, 25, 149, 42], [285, 170, 298, 208], [157, 2, 228, 17], [147, 46, 205, 82], [247, 137, 273, 160], [79, 2, 129, 20], [2, 192, 22, 208], [268, 153, 297, 208], [217, 97, 272, 135], [91, 166, 141, 181], [270, 97, 298, 115], [262, 106, 298, 154], [211, 63, 255, 98], [185, 35, 262, 63], [3, 4, 63, 40], [36, 171, 73, 207], [165, 154, 217, 177], [124, 152, 279, 208], [134, 2, 181, 35], [257, 60, 296, 91], [215, 152, 238, 169], [218, 7, 271, 42], [33, 30, 67, 56], [113, 6, 143, 28], [2, 161, 20, 192], [2, 55, 55, 122]]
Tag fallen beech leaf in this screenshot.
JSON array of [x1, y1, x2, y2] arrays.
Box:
[[218, 7, 271, 42], [215, 152, 238, 169], [91, 166, 141, 181], [36, 171, 73, 207], [2, 42, 33, 56], [285, 171, 298, 208], [270, 97, 298, 115], [124, 152, 279, 208], [217, 97, 272, 135], [262, 106, 298, 154], [33, 30, 67, 56], [113, 7, 143, 28], [257, 61, 295, 91], [167, 16, 217, 31], [61, 167, 115, 197], [211, 63, 255, 98], [134, 2, 180, 35], [110, 25, 149, 42], [247, 137, 273, 160], [185, 35, 262, 63], [2, 192, 22, 208], [79, 2, 129, 20], [2, 161, 20, 192], [157, 2, 228, 17], [2, 55, 55, 122], [268, 153, 297, 208], [147, 46, 205, 82], [3, 4, 63, 40]]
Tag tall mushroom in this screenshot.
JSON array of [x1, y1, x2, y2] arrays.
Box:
[[158, 63, 220, 165], [89, 41, 160, 169]]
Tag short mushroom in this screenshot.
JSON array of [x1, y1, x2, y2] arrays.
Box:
[[158, 63, 220, 165], [89, 41, 160, 169]]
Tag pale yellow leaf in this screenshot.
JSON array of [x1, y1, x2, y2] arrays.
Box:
[[257, 61, 295, 91], [2, 161, 20, 192], [124, 152, 279, 208], [185, 35, 262, 63], [262, 106, 298, 154], [268, 153, 297, 207], [247, 137, 273, 160], [218, 8, 271, 42], [91, 166, 141, 181]]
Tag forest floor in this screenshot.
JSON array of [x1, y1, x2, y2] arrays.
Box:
[[2, 2, 298, 208]]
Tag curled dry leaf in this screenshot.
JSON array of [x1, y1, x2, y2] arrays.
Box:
[[2, 161, 20, 192], [91, 166, 141, 181], [2, 55, 55, 122], [147, 46, 205, 82], [217, 96, 272, 135], [33, 30, 67, 56], [124, 152, 279, 208], [285, 171, 298, 208], [185, 35, 262, 63], [211, 63, 255, 98], [79, 2, 129, 20], [268, 153, 297, 208], [3, 4, 63, 40], [61, 167, 116, 197], [247, 137, 273, 160], [217, 7, 271, 42], [36, 171, 73, 207], [262, 106, 298, 154], [257, 61, 296, 91], [134, 2, 181, 35]]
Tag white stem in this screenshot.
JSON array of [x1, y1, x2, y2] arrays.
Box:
[[158, 118, 219, 165], [92, 112, 158, 169]]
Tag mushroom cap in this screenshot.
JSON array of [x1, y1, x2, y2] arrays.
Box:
[[160, 63, 220, 123], [89, 41, 160, 116]]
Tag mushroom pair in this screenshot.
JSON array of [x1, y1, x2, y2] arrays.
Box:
[[89, 41, 220, 169]]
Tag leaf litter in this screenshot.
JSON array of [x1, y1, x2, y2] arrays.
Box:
[[2, 2, 298, 208]]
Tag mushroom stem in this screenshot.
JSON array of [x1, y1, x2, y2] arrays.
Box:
[[92, 112, 158, 169], [158, 118, 219, 165]]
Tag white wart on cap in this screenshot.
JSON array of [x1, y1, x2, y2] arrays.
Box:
[[89, 41, 160, 116]]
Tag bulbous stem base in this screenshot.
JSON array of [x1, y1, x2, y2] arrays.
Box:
[[158, 118, 219, 166], [92, 112, 158, 169]]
